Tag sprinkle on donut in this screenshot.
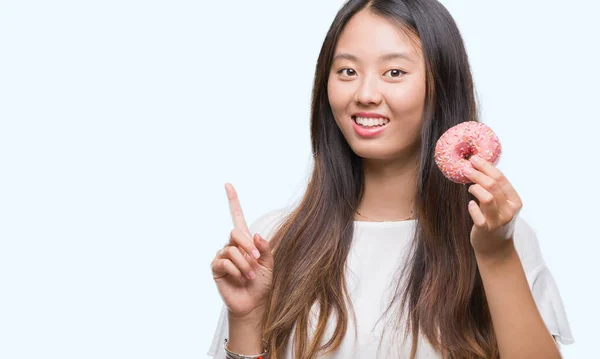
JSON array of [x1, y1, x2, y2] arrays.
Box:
[[434, 121, 502, 184]]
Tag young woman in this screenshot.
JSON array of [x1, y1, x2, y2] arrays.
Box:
[[209, 0, 574, 358]]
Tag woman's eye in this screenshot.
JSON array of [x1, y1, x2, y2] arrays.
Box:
[[384, 69, 406, 78], [337, 68, 356, 77]]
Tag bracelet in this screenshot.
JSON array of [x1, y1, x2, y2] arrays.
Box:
[[223, 338, 269, 359]]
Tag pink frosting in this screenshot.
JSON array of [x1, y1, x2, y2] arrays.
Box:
[[434, 121, 502, 184]]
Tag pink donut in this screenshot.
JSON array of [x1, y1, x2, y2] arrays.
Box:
[[434, 121, 502, 184]]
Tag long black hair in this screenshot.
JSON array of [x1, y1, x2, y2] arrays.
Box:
[[260, 1, 495, 358]]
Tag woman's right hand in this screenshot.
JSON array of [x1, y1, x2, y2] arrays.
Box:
[[211, 183, 275, 320]]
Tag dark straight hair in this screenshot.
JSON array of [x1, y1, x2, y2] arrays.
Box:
[[260, 0, 496, 358]]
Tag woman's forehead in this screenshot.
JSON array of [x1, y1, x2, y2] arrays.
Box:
[[335, 10, 422, 62]]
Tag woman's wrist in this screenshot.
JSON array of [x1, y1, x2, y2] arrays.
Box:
[[474, 238, 517, 268], [224, 338, 268, 359], [227, 306, 267, 356], [227, 304, 266, 323]]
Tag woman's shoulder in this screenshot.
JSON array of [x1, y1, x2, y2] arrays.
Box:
[[247, 206, 294, 241]]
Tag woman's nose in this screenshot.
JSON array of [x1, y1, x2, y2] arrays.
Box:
[[355, 76, 383, 106]]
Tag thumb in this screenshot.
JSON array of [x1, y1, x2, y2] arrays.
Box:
[[253, 233, 274, 268]]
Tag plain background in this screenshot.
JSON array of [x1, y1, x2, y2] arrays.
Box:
[[0, 0, 598, 358]]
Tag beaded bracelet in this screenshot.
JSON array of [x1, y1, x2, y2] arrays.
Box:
[[223, 338, 268, 359]]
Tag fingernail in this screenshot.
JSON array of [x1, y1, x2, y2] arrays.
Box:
[[470, 155, 482, 164], [464, 167, 473, 175], [252, 249, 261, 259]]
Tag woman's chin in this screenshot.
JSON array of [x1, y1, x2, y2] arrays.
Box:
[[350, 144, 419, 163], [351, 147, 396, 161]]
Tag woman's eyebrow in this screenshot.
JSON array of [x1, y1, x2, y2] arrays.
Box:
[[332, 52, 415, 63]]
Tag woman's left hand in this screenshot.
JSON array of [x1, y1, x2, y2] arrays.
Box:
[[464, 155, 523, 259]]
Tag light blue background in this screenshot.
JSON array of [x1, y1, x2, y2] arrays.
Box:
[[0, 1, 597, 358]]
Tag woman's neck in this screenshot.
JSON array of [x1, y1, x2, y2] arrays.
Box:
[[355, 156, 419, 222]]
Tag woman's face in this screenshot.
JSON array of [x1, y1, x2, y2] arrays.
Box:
[[327, 10, 427, 161]]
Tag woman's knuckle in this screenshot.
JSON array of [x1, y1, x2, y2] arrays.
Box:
[[515, 200, 523, 209], [481, 196, 493, 204], [482, 179, 494, 189]]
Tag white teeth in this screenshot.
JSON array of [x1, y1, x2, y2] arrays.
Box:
[[354, 117, 389, 127]]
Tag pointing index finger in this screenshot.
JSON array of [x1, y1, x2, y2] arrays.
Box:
[[224, 183, 250, 235]]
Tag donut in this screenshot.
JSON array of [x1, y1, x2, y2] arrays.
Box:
[[434, 121, 501, 184]]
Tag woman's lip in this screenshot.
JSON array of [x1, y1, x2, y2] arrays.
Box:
[[353, 112, 388, 119], [351, 117, 388, 138]]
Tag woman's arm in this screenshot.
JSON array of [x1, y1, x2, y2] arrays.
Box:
[[227, 307, 266, 355], [475, 242, 561, 359], [464, 155, 561, 358]]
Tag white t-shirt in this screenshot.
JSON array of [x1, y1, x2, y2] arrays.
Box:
[[208, 207, 574, 358]]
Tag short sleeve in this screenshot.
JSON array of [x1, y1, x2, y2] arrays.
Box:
[[207, 304, 228, 359], [513, 216, 575, 346], [207, 207, 292, 358]]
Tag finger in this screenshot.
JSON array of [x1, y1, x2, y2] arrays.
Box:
[[224, 183, 250, 235], [212, 258, 245, 281], [468, 200, 487, 228], [230, 228, 261, 260], [468, 183, 499, 218], [253, 233, 274, 268], [469, 155, 520, 204], [220, 246, 257, 280], [464, 165, 507, 206]]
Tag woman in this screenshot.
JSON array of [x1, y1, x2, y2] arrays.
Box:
[[209, 0, 574, 358]]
